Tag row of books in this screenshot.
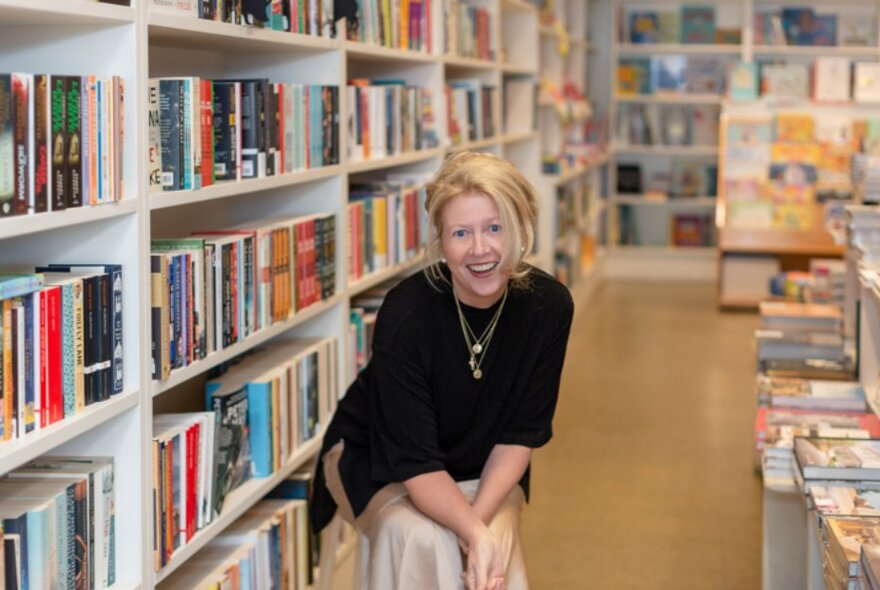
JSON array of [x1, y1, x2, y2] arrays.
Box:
[[0, 266, 124, 444], [348, 177, 427, 280], [153, 337, 337, 570], [346, 81, 439, 163], [625, 6, 740, 45], [754, 7, 876, 48], [0, 74, 124, 218], [149, 0, 335, 38], [149, 213, 336, 381], [0, 456, 116, 590], [767, 259, 846, 307], [445, 1, 493, 61], [446, 81, 496, 146], [729, 59, 880, 105], [148, 79, 339, 193], [348, 284, 393, 381], [616, 205, 716, 249], [617, 103, 718, 148], [348, 0, 438, 54], [616, 161, 718, 199], [617, 56, 727, 97], [162, 466, 335, 589]]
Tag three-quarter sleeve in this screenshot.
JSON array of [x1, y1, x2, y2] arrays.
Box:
[[498, 288, 574, 448], [368, 305, 446, 483]]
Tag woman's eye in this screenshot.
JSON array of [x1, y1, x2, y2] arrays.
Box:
[[453, 229, 467, 238], [488, 224, 501, 233]]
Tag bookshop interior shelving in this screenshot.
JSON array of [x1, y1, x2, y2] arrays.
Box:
[[0, 0, 604, 588]]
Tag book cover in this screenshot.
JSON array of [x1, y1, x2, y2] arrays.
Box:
[[50, 76, 66, 211], [11, 74, 29, 216], [795, 437, 880, 481], [680, 5, 715, 44], [628, 11, 659, 43], [64, 76, 82, 208], [781, 8, 815, 46], [147, 79, 162, 193], [729, 62, 759, 102], [814, 57, 851, 103], [854, 63, 880, 104]]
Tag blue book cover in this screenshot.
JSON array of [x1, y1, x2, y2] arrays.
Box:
[[246, 380, 273, 477], [4, 510, 29, 590], [680, 5, 716, 43], [240, 554, 252, 590], [268, 477, 309, 499], [813, 14, 837, 46], [629, 11, 659, 43], [781, 8, 815, 46], [650, 56, 688, 93], [26, 504, 48, 590], [0, 274, 43, 300], [168, 255, 178, 369], [22, 294, 35, 434], [729, 62, 759, 102], [310, 86, 323, 167]]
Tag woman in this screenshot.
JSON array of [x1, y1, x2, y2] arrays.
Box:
[[311, 151, 574, 590]]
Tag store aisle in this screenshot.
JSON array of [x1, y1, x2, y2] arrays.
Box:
[[521, 281, 763, 589]]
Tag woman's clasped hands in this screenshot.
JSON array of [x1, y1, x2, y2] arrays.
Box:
[[460, 525, 506, 590]]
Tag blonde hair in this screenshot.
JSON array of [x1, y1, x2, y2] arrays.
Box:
[[423, 151, 539, 288]]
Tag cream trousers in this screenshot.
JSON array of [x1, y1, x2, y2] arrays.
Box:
[[323, 441, 530, 590]]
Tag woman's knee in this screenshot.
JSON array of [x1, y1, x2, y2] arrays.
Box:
[[373, 501, 448, 552]]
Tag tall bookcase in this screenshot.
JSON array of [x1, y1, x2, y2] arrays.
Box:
[[0, 0, 596, 588]]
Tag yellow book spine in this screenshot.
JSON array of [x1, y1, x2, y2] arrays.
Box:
[[373, 196, 388, 269], [72, 279, 85, 413]]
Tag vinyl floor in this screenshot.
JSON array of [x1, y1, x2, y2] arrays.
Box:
[[521, 281, 763, 590]]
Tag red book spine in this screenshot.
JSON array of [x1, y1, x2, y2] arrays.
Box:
[[45, 286, 62, 425], [186, 423, 197, 540], [199, 79, 213, 188], [38, 290, 47, 428]]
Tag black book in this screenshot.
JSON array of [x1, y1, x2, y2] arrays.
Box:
[[266, 82, 277, 177], [150, 255, 163, 380], [616, 163, 643, 194], [33, 74, 49, 213], [0, 75, 15, 216], [212, 81, 239, 182], [158, 79, 184, 191]]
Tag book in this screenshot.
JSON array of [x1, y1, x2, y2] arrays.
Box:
[[629, 11, 659, 44], [762, 64, 810, 102], [810, 485, 880, 517], [680, 5, 715, 44], [795, 437, 880, 482], [814, 57, 851, 103], [855, 63, 880, 104], [728, 62, 758, 102]]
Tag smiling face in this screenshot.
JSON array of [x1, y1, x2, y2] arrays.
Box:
[[440, 191, 509, 308]]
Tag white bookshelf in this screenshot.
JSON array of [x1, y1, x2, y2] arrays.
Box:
[[0, 0, 592, 588]]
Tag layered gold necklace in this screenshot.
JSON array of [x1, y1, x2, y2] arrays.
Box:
[[452, 285, 508, 380]]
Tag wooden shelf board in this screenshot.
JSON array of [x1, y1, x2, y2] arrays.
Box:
[[0, 390, 139, 477], [152, 293, 344, 396], [344, 40, 437, 63], [615, 93, 723, 104], [615, 195, 717, 207], [348, 254, 424, 298], [719, 227, 845, 256], [149, 13, 339, 52], [614, 245, 717, 258], [615, 145, 719, 156], [617, 43, 740, 55], [153, 432, 326, 584], [501, 0, 537, 13], [346, 148, 444, 174], [718, 295, 762, 310], [150, 166, 342, 211], [500, 62, 537, 75], [501, 130, 539, 144], [0, 0, 135, 25], [0, 200, 138, 241], [753, 44, 879, 57], [443, 54, 499, 70], [449, 136, 502, 152]]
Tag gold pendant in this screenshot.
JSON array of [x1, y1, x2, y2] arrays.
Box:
[[472, 343, 483, 354], [473, 369, 483, 380]]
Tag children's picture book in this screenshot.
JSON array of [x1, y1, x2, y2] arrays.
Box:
[[840, 14, 876, 47], [680, 5, 716, 44], [684, 56, 725, 95], [629, 11, 660, 43], [659, 105, 691, 145], [762, 63, 810, 102], [691, 105, 719, 145], [854, 63, 880, 104], [814, 57, 851, 103], [781, 8, 816, 46], [812, 14, 837, 46], [650, 56, 688, 93], [658, 12, 680, 44], [729, 62, 759, 102], [670, 159, 704, 197], [617, 58, 651, 96], [670, 213, 712, 247], [616, 163, 643, 194], [774, 113, 814, 144]]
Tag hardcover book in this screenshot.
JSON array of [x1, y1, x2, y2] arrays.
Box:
[[795, 437, 880, 481], [680, 5, 715, 44]]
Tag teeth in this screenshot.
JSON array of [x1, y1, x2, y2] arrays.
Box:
[[468, 262, 497, 272]]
